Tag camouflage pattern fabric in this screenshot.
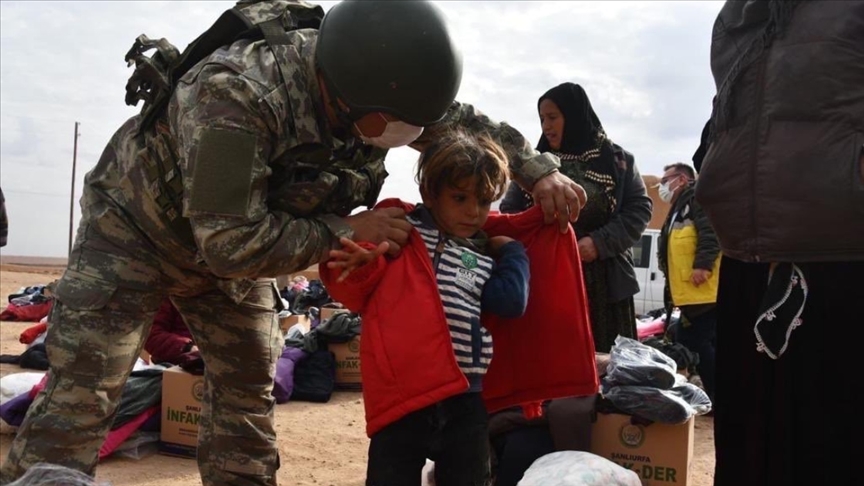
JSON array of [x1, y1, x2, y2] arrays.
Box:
[[413, 102, 561, 190], [0, 1, 561, 484], [0, 270, 282, 485]]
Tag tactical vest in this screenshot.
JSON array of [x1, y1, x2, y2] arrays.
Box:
[[123, 1, 386, 245]]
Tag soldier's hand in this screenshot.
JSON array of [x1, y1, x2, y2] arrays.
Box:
[[344, 207, 411, 256], [327, 238, 389, 282], [532, 171, 587, 233]]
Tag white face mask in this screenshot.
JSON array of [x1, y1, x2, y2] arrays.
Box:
[[355, 114, 424, 149], [658, 180, 676, 203]]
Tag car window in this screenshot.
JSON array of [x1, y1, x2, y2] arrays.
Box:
[[632, 234, 652, 269]]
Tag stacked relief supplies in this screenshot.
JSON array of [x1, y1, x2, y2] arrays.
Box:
[[601, 336, 711, 424]]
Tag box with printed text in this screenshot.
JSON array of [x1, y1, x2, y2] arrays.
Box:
[[591, 412, 694, 485], [159, 366, 203, 458]]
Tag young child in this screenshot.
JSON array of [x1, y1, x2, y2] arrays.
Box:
[[321, 130, 530, 486]]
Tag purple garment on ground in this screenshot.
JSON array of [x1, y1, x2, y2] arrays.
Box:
[[0, 392, 35, 427], [273, 346, 309, 404]]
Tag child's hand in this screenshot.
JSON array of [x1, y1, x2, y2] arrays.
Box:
[[326, 237, 389, 282], [487, 236, 515, 257]]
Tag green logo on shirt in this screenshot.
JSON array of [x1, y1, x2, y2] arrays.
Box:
[[461, 252, 478, 269]]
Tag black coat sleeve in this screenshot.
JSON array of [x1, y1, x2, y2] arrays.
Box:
[[590, 157, 653, 260], [691, 201, 721, 270]]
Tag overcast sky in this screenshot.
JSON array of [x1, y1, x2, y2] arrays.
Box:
[[0, 0, 723, 258]]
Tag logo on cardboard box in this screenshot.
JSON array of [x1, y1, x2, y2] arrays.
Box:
[[348, 338, 360, 353], [619, 423, 645, 448], [192, 379, 204, 402]]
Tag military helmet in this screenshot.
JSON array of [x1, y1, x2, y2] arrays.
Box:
[[316, 0, 463, 127]]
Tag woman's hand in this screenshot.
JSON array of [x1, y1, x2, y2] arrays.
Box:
[[577, 236, 599, 262], [326, 237, 389, 282]]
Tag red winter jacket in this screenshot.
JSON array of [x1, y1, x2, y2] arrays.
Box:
[[322, 200, 598, 436], [481, 205, 598, 414], [322, 200, 472, 436]]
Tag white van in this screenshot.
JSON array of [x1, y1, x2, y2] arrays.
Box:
[[631, 228, 666, 315]]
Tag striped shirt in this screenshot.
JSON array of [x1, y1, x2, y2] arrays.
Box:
[[408, 208, 496, 391]]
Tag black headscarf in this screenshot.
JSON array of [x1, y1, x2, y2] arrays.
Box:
[[537, 82, 621, 210], [537, 83, 603, 155]]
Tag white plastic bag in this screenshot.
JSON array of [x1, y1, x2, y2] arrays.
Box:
[[0, 372, 46, 405], [8, 463, 111, 485], [517, 451, 641, 486]]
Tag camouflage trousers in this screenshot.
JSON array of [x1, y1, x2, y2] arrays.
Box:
[[0, 268, 284, 485]]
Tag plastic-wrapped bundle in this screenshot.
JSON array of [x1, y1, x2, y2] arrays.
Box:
[[517, 451, 641, 486], [602, 375, 712, 424], [7, 463, 111, 485], [603, 336, 678, 389]]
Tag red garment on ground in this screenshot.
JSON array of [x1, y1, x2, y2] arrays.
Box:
[[481, 205, 598, 414], [98, 406, 159, 460], [144, 299, 193, 365], [0, 301, 52, 322], [19, 322, 48, 345]]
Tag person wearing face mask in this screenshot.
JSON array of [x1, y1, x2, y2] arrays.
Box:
[[0, 2, 588, 485], [500, 83, 652, 353], [655, 162, 720, 402]]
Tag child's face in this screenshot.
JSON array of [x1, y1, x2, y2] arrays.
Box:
[[423, 176, 492, 238]]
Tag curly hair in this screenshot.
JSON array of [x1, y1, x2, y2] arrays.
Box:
[[415, 130, 510, 204]]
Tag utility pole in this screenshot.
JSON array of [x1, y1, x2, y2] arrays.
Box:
[[68, 121, 80, 257]]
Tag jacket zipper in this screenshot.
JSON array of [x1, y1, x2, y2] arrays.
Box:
[[750, 58, 767, 263], [432, 235, 446, 273]]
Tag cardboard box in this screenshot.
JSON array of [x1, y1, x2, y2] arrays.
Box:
[[160, 366, 204, 458], [279, 313, 311, 334], [591, 412, 694, 485], [320, 306, 349, 322], [330, 336, 362, 390]]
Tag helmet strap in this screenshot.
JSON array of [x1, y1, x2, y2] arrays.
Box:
[[317, 70, 359, 138]]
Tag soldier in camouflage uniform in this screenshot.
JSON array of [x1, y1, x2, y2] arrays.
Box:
[[0, 1, 585, 485]]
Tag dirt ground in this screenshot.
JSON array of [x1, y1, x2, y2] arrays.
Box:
[[0, 264, 715, 485]]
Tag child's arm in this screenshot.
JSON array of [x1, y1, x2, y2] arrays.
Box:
[[481, 237, 530, 318], [319, 238, 389, 312]]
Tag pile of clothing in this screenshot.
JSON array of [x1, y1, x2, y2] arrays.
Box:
[[0, 360, 165, 460], [273, 311, 361, 404], [0, 285, 52, 322], [0, 319, 50, 370], [599, 336, 711, 424], [280, 278, 332, 315]]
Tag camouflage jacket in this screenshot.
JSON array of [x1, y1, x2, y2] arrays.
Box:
[[78, 0, 559, 303]]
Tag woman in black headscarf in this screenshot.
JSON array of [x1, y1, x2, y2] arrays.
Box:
[[501, 82, 652, 353]]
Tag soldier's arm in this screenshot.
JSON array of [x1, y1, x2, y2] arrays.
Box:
[[410, 101, 560, 190], [173, 66, 349, 279]]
